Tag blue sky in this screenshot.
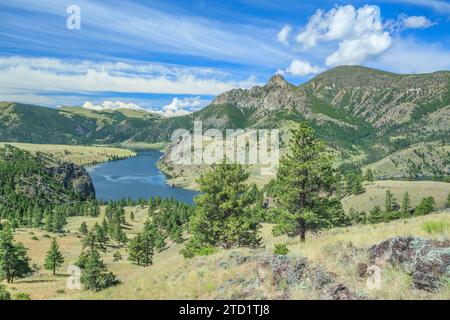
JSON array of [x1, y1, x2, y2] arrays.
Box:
[[0, 0, 449, 116]]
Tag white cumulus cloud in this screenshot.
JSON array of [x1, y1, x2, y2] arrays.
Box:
[[156, 97, 209, 117], [326, 32, 392, 66], [280, 59, 324, 76], [277, 25, 293, 45], [295, 5, 393, 67]]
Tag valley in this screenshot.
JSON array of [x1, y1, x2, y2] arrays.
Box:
[[1, 65, 449, 301], [1, 66, 449, 185]]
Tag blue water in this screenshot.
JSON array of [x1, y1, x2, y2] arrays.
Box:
[[86, 151, 198, 204]]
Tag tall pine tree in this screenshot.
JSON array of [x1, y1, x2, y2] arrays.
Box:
[[188, 163, 261, 250], [0, 224, 32, 283], [271, 123, 348, 242], [44, 238, 65, 275]]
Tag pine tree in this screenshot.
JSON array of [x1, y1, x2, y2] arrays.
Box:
[[401, 192, 411, 218], [385, 190, 395, 213], [364, 168, 375, 183], [44, 209, 53, 232], [271, 124, 348, 242], [0, 224, 32, 283], [94, 223, 108, 249], [414, 197, 435, 216], [101, 218, 110, 243], [52, 207, 67, 233], [368, 205, 383, 224], [144, 220, 164, 251], [189, 163, 261, 249], [44, 238, 65, 275], [80, 249, 119, 291], [128, 233, 144, 266], [130, 211, 135, 221], [79, 221, 88, 236]]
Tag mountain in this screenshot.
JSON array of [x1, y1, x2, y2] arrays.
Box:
[[1, 65, 449, 179], [0, 102, 170, 144], [160, 66, 450, 183]]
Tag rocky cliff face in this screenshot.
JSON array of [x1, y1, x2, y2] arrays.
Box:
[[49, 162, 95, 201], [0, 145, 95, 205]]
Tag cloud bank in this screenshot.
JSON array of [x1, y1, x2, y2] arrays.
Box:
[[0, 56, 260, 100]]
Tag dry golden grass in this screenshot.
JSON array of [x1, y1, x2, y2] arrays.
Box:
[[0, 143, 136, 166], [342, 180, 450, 213], [4, 207, 450, 300], [5, 206, 148, 300]]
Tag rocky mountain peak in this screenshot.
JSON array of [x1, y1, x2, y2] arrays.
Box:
[[266, 74, 291, 88]]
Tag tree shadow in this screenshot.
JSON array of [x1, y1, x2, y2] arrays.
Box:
[[15, 278, 58, 284]]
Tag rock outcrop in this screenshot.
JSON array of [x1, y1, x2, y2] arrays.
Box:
[[0, 145, 95, 205], [219, 253, 360, 300], [50, 162, 95, 201], [368, 236, 450, 291]]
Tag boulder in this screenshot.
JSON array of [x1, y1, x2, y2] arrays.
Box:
[[368, 236, 450, 291]]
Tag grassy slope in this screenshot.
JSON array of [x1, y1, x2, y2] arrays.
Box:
[[0, 143, 136, 165], [5, 206, 450, 300], [342, 180, 450, 213]]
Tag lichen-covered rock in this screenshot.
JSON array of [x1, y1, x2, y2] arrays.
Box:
[[356, 262, 368, 277], [218, 253, 359, 300], [368, 236, 450, 291], [258, 255, 308, 287], [327, 284, 357, 300], [308, 267, 336, 290]]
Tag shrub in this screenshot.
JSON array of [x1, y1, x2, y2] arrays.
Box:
[[273, 243, 289, 255], [31, 236, 39, 240], [14, 292, 30, 300], [181, 239, 217, 259], [113, 251, 122, 262], [0, 285, 11, 300], [414, 197, 435, 216], [421, 220, 449, 234]]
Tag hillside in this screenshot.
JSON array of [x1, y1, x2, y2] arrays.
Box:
[[0, 102, 172, 144], [6, 206, 450, 300], [0, 143, 136, 166]]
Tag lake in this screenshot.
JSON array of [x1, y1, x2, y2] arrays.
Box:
[[86, 150, 199, 204]]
